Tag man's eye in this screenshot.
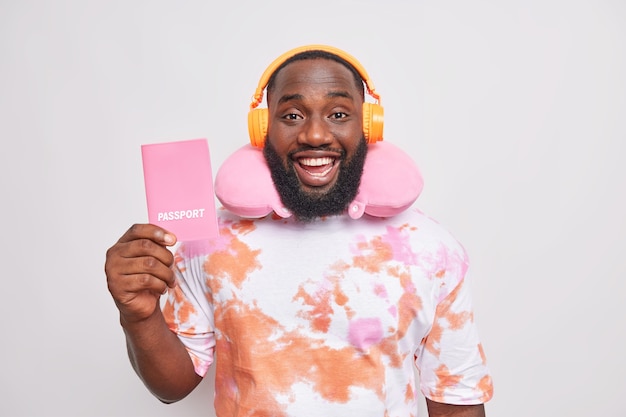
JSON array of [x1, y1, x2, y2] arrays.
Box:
[[331, 112, 348, 119]]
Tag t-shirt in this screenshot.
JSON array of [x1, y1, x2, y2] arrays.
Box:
[[163, 207, 493, 416]]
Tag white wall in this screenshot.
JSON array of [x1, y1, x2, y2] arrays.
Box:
[[1, 1, 625, 416]]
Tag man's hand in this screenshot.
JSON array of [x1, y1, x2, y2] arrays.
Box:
[[105, 223, 177, 324], [426, 399, 486, 417], [105, 224, 202, 402]]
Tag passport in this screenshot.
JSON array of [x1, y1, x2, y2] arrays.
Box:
[[141, 138, 219, 241]]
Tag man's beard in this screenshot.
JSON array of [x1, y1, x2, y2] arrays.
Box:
[[263, 137, 368, 222]]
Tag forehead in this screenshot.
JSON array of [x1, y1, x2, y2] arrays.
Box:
[[269, 59, 362, 98]]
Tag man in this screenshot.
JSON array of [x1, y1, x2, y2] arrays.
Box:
[[105, 45, 493, 416]]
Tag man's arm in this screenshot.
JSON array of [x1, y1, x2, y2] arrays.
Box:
[[121, 308, 202, 403], [426, 399, 486, 417], [106, 224, 202, 403]]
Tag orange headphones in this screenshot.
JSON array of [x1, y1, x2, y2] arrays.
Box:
[[247, 44, 384, 148]]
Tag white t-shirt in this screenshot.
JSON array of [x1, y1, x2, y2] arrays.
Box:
[[164, 207, 493, 416]]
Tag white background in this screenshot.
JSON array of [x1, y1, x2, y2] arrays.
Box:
[[1, 1, 625, 416]]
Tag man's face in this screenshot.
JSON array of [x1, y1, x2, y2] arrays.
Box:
[[263, 58, 367, 221]]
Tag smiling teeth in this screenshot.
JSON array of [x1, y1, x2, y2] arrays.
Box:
[[300, 157, 333, 166], [308, 166, 333, 177]]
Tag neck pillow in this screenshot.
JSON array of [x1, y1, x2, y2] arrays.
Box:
[[214, 141, 423, 219]]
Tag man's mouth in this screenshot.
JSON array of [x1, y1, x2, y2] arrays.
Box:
[[293, 154, 340, 187], [298, 156, 335, 177]]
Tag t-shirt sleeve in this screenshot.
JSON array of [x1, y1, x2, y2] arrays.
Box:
[[414, 270, 494, 404], [162, 242, 216, 378]]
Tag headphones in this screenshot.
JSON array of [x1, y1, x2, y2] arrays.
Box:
[[247, 44, 384, 148]]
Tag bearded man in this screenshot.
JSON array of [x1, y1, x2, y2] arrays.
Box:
[[105, 45, 493, 417]]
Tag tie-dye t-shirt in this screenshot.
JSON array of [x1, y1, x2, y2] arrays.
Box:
[[163, 207, 493, 416]]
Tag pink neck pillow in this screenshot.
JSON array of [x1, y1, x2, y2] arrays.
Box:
[[214, 141, 423, 219]]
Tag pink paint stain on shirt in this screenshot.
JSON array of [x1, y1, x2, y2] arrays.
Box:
[[348, 317, 384, 350], [381, 225, 419, 266]]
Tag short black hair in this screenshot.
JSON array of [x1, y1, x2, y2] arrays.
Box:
[[266, 49, 365, 97]]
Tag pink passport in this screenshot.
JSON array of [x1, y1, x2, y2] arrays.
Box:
[[141, 138, 219, 241]]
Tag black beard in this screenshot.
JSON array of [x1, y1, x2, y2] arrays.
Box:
[[263, 137, 368, 222]]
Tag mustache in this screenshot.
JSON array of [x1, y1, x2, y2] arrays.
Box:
[[287, 145, 346, 159]]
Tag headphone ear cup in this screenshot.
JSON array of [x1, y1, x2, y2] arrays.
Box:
[[362, 102, 384, 143], [248, 108, 269, 147]]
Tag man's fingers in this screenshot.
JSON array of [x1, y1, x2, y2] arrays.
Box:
[[120, 255, 177, 288], [108, 270, 172, 303], [124, 272, 171, 296], [118, 223, 177, 247], [117, 238, 175, 268]]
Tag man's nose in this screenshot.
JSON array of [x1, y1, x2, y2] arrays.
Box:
[[297, 116, 332, 147]]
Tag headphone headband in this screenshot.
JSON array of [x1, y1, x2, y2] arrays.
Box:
[[249, 44, 381, 110]]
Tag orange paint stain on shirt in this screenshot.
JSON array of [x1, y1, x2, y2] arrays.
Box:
[[476, 375, 494, 402], [213, 300, 289, 416], [445, 310, 472, 331], [167, 286, 197, 323], [306, 347, 386, 402], [390, 269, 422, 339], [163, 286, 198, 335], [423, 281, 471, 358], [292, 272, 355, 333], [437, 279, 472, 330], [330, 260, 351, 272], [404, 381, 415, 403], [333, 280, 349, 306], [353, 236, 394, 273], [379, 337, 404, 368], [213, 299, 388, 415], [174, 250, 187, 273], [478, 343, 487, 364], [423, 319, 443, 357], [175, 297, 197, 326], [204, 229, 262, 289], [430, 364, 463, 400], [293, 285, 333, 333], [397, 291, 422, 339], [398, 222, 417, 232], [231, 218, 257, 235]]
